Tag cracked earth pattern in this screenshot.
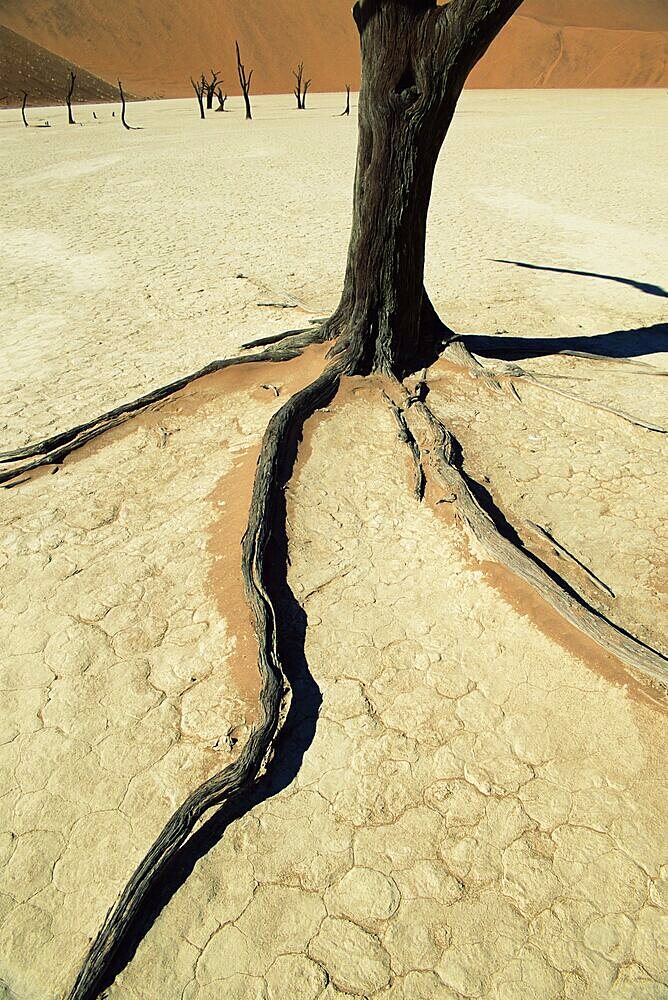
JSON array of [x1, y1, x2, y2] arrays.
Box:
[[72, 394, 666, 1000], [1, 90, 667, 1000], [0, 372, 292, 999], [426, 354, 667, 656]]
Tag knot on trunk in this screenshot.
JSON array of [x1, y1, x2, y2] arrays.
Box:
[[393, 64, 420, 109]]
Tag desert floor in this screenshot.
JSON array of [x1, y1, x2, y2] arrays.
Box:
[[0, 92, 666, 1000]]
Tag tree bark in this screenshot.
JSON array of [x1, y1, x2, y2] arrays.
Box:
[[334, 0, 524, 378], [236, 41, 253, 120], [205, 70, 221, 110], [66, 70, 77, 125], [191, 76, 206, 119], [118, 80, 132, 130]]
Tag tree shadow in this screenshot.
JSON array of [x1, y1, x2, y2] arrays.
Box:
[[463, 323, 668, 362], [493, 259, 668, 300]]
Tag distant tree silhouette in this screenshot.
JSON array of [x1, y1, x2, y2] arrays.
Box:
[[191, 75, 206, 119], [292, 62, 311, 109], [215, 88, 228, 112], [21, 90, 29, 127], [118, 80, 139, 130], [204, 69, 222, 110], [340, 85, 351, 116], [66, 70, 77, 125], [236, 41, 253, 120]]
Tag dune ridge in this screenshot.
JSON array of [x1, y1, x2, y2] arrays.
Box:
[[0, 1, 666, 99], [0, 23, 123, 107]]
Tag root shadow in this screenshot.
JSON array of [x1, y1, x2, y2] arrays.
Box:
[[95, 597, 321, 994]]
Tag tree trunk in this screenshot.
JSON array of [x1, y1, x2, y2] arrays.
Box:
[[334, 0, 524, 378], [236, 42, 253, 121], [67, 71, 77, 125]]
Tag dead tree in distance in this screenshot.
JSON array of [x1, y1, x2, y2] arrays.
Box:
[[215, 88, 228, 112], [66, 70, 77, 125], [292, 62, 311, 109], [236, 41, 253, 120], [339, 84, 351, 116], [21, 90, 29, 127], [204, 69, 222, 110], [118, 80, 139, 130], [191, 75, 206, 119]]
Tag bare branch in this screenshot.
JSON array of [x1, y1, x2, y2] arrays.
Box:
[[442, 0, 526, 72], [66, 70, 77, 125], [236, 40, 254, 120], [191, 75, 206, 119]]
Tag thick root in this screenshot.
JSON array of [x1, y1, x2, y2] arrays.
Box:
[[391, 382, 667, 687], [0, 346, 307, 486], [66, 361, 343, 1000], [444, 338, 666, 434], [240, 324, 334, 352]]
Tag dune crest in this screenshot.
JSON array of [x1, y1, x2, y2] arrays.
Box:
[[0, 0, 667, 99]]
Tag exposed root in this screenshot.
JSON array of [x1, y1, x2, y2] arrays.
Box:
[[393, 383, 667, 687], [442, 338, 504, 393], [503, 368, 666, 433], [527, 522, 616, 599], [443, 339, 666, 434], [240, 324, 334, 352], [66, 361, 344, 1000], [0, 346, 306, 486], [382, 389, 425, 500]]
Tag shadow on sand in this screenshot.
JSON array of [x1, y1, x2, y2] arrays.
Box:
[[464, 323, 668, 362], [493, 259, 668, 300]]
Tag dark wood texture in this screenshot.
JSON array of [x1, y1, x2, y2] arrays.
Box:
[[66, 70, 77, 124], [190, 74, 206, 119], [334, 0, 524, 377], [236, 40, 253, 120]]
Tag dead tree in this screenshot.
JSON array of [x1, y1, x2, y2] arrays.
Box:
[[204, 69, 222, 110], [191, 75, 206, 119], [339, 84, 351, 116], [292, 62, 311, 109], [66, 70, 77, 125], [215, 88, 228, 112], [236, 40, 253, 120], [118, 80, 139, 130], [21, 90, 29, 127], [327, 0, 528, 377], [57, 4, 667, 999]]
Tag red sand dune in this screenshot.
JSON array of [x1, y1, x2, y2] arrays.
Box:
[[0, 23, 124, 107], [0, 0, 666, 100]]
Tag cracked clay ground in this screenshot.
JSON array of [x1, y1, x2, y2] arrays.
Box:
[[1, 93, 667, 999]]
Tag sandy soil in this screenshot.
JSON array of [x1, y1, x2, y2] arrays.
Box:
[[0, 91, 666, 999], [1, 91, 666, 450]]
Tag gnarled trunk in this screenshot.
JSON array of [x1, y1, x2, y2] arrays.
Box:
[[336, 0, 524, 378]]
